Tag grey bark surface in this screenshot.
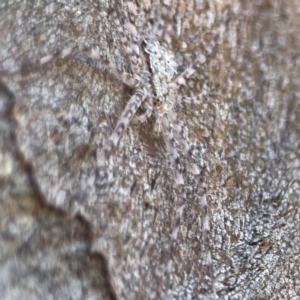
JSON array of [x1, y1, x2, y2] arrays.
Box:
[[0, 0, 299, 299]]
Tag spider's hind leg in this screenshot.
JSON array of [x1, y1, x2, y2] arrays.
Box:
[[162, 112, 217, 298], [161, 116, 185, 295], [169, 54, 206, 91], [162, 117, 184, 189], [169, 112, 200, 176], [199, 174, 217, 298]]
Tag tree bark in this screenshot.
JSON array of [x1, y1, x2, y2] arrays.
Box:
[[0, 0, 299, 299]]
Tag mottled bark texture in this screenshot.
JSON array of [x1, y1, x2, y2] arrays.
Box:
[[0, 0, 299, 299]]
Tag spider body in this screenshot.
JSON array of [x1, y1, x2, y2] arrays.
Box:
[[0, 1, 215, 298]]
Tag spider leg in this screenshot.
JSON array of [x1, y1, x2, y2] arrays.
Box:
[[169, 54, 206, 90], [174, 93, 204, 105], [172, 121, 217, 298], [97, 87, 147, 166], [170, 117, 200, 176], [85, 48, 140, 88], [125, 1, 144, 72], [0, 47, 76, 75], [162, 117, 184, 189], [115, 1, 143, 74], [166, 109, 200, 175], [163, 114, 216, 298], [173, 77, 213, 105], [161, 116, 185, 296], [165, 191, 186, 298], [135, 101, 153, 123], [150, 6, 175, 46], [199, 177, 217, 298], [0, 46, 140, 89]]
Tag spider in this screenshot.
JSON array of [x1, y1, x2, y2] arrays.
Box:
[[1, 1, 215, 298]]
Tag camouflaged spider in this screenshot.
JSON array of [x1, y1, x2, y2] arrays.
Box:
[[1, 1, 215, 298]]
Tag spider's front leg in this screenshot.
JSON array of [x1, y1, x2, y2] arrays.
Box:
[[97, 87, 147, 167], [0, 46, 141, 90], [134, 100, 153, 123]]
